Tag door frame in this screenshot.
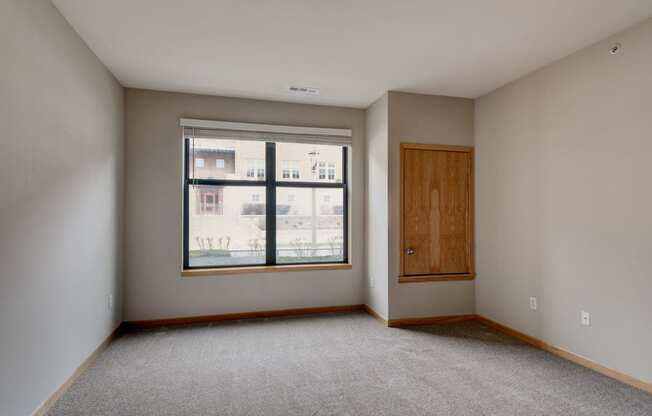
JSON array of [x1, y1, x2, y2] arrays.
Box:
[[399, 143, 475, 283]]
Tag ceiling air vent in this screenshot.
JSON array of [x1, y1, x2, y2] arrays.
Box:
[[288, 86, 320, 95]]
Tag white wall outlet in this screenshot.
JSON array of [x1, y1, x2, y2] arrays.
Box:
[[529, 297, 537, 310], [581, 310, 591, 326], [107, 294, 113, 311], [369, 275, 375, 288]]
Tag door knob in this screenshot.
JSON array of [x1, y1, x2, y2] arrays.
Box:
[[405, 247, 416, 256]]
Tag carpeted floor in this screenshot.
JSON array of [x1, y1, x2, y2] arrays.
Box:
[[46, 312, 652, 415]]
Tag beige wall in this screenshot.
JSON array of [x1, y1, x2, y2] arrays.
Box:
[[0, 1, 124, 415], [124, 89, 365, 320], [475, 18, 652, 382], [364, 94, 389, 318], [387, 92, 475, 319]]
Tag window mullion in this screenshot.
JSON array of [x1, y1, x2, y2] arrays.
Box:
[[265, 142, 276, 265], [274, 181, 344, 188], [183, 139, 190, 269], [342, 146, 348, 263]]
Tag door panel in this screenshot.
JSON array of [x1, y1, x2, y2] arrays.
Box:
[[402, 147, 471, 276]]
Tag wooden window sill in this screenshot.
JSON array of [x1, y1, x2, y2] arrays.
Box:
[[398, 273, 475, 283], [182, 263, 352, 277]]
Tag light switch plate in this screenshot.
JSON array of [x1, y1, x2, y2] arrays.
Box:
[[581, 310, 591, 326]]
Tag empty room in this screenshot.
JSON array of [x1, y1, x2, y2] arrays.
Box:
[[2, 1, 652, 415]]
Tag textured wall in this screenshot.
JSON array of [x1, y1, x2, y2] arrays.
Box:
[[124, 89, 365, 320], [0, 1, 124, 415], [475, 18, 652, 382]]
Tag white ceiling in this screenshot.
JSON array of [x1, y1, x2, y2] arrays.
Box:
[[52, 0, 652, 108]]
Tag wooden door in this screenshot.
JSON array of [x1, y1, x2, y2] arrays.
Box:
[[400, 144, 474, 280]]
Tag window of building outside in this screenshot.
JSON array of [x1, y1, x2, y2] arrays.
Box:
[[328, 163, 336, 180], [245, 159, 265, 179], [197, 187, 224, 215], [281, 160, 300, 179], [184, 138, 347, 269]]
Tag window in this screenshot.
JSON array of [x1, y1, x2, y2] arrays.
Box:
[[215, 159, 225, 168], [281, 160, 300, 179], [196, 187, 224, 215], [317, 161, 336, 181], [246, 159, 265, 179], [195, 158, 205, 168], [184, 139, 348, 269], [277, 187, 344, 263]]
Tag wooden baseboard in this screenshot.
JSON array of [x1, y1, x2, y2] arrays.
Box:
[[360, 306, 476, 328], [474, 315, 545, 347], [365, 310, 651, 394], [31, 324, 123, 416], [475, 315, 652, 395], [124, 304, 366, 329], [388, 314, 476, 328], [362, 304, 388, 325]]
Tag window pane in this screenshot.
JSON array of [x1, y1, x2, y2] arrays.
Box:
[[275, 143, 342, 183], [188, 185, 266, 267], [276, 187, 344, 264], [189, 138, 265, 180]]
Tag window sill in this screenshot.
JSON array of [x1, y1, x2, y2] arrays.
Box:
[[398, 273, 475, 283], [182, 263, 352, 277]]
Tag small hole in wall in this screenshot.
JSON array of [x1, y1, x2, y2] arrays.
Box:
[[609, 43, 621, 55]]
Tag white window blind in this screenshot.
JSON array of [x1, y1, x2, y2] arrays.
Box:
[[180, 118, 352, 146]]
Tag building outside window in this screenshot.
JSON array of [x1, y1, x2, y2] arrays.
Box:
[[189, 144, 236, 179]]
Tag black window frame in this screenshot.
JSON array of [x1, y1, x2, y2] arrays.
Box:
[[183, 140, 348, 270]]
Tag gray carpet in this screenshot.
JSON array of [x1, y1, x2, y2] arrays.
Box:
[[46, 312, 652, 415]]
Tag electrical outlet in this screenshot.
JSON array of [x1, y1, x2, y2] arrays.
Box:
[[369, 276, 375, 288], [529, 297, 537, 310], [581, 310, 591, 326], [107, 294, 113, 311]]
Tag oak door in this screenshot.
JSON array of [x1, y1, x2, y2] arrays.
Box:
[[401, 144, 473, 277]]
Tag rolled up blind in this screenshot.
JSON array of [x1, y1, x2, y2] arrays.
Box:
[[181, 118, 352, 145]]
